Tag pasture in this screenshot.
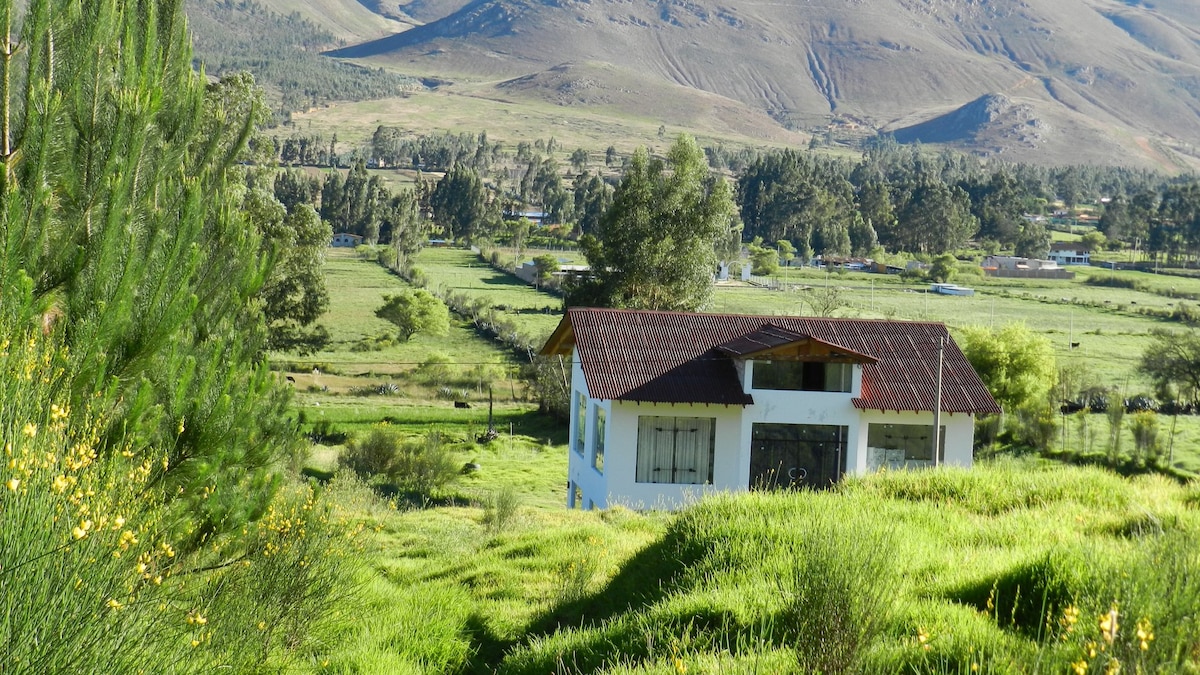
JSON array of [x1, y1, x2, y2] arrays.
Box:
[[288, 242, 1200, 673]]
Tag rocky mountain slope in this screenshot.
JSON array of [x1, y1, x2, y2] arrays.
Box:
[[202, 0, 1200, 168]]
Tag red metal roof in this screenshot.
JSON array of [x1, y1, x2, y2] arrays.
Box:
[[541, 308, 1002, 415]]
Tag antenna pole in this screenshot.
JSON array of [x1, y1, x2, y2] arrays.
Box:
[[933, 336, 944, 467]]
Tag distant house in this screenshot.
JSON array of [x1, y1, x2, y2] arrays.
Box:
[[1047, 242, 1091, 266], [331, 233, 363, 248], [541, 308, 1001, 510], [981, 256, 1074, 279]]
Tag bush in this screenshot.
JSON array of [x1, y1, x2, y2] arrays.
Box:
[[781, 508, 897, 673], [340, 426, 405, 478], [339, 428, 459, 495], [391, 431, 459, 494], [481, 486, 521, 534], [416, 352, 455, 385]]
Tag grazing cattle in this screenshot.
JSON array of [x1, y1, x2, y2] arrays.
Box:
[[1070, 342, 1080, 349], [285, 375, 296, 383], [454, 401, 471, 409]]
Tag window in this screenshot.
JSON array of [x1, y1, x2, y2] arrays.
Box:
[[751, 360, 852, 393], [592, 406, 606, 473], [635, 416, 715, 485], [866, 423, 945, 470], [574, 392, 588, 456]]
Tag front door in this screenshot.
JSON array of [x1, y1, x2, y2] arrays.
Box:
[[750, 423, 847, 490]]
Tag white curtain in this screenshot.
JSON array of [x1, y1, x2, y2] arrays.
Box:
[[636, 416, 714, 485]]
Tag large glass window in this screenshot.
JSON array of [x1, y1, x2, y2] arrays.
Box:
[[592, 406, 606, 473], [635, 416, 715, 485], [866, 423, 946, 470], [574, 391, 588, 456], [752, 360, 852, 393]]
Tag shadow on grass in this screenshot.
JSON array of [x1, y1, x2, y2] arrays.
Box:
[[374, 484, 473, 508], [463, 532, 713, 674]]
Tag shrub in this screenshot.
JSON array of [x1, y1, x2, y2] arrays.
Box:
[[391, 431, 459, 495], [416, 352, 455, 385], [339, 425, 405, 478], [780, 508, 897, 673], [481, 486, 521, 534]]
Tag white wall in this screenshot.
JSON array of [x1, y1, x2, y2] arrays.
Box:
[[600, 400, 744, 510], [567, 352, 979, 511]]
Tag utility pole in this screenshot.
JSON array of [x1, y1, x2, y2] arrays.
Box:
[[932, 336, 944, 467]]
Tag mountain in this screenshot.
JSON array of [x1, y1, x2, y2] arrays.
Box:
[[202, 0, 1200, 168]]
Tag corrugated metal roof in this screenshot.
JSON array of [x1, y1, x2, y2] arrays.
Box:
[[541, 308, 1002, 414]]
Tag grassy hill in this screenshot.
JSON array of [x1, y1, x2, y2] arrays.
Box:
[[294, 244, 1200, 673]]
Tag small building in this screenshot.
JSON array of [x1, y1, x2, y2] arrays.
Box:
[[1047, 242, 1091, 266], [331, 232, 363, 248], [541, 308, 1001, 510], [981, 256, 1075, 280]]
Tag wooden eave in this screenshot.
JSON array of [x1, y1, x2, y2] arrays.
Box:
[[539, 315, 576, 356]]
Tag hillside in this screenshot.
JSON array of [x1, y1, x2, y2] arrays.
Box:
[[305, 0, 1200, 168]]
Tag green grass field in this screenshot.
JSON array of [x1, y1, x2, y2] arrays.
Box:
[[287, 243, 1200, 673], [412, 247, 565, 339]]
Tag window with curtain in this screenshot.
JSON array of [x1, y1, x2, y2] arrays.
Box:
[[593, 406, 606, 472], [635, 416, 715, 485], [574, 391, 588, 456]]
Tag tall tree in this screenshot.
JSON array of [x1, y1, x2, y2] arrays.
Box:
[[430, 165, 498, 241], [570, 135, 737, 311], [0, 0, 300, 542]]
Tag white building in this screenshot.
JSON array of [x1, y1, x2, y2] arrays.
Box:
[[1047, 242, 1091, 266], [331, 232, 363, 247], [541, 309, 1001, 510]]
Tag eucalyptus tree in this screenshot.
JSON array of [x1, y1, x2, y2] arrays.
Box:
[[570, 134, 737, 311]]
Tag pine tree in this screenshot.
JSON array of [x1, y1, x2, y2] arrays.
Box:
[[0, 0, 301, 544]]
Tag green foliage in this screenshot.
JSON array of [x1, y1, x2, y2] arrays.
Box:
[[928, 253, 958, 283], [482, 486, 522, 534], [0, 321, 355, 671], [959, 323, 1057, 413], [376, 289, 450, 341], [0, 0, 306, 546], [571, 135, 738, 311], [781, 508, 897, 673], [532, 253, 560, 286], [416, 352, 455, 385], [340, 427, 459, 495], [1139, 328, 1200, 405], [431, 165, 500, 242], [747, 237, 780, 275]]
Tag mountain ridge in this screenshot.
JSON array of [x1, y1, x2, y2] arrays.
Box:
[[228, 0, 1200, 167]]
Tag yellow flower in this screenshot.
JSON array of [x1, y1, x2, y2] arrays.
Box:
[[1100, 606, 1119, 645], [72, 526, 88, 540], [1061, 605, 1080, 633], [917, 627, 931, 650], [257, 621, 267, 631], [51, 475, 69, 493], [22, 423, 37, 438], [107, 598, 122, 610], [1136, 617, 1154, 651], [1072, 659, 1089, 675], [5, 477, 19, 491], [190, 639, 200, 648]]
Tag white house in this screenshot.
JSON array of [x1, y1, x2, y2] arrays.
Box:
[[331, 232, 363, 248], [1047, 242, 1091, 266], [540, 308, 1001, 510]]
